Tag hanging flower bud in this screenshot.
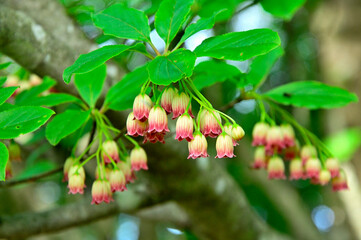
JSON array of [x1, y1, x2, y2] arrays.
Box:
[[175, 113, 194, 142], [265, 126, 285, 155], [68, 165, 85, 180], [300, 145, 317, 165], [148, 106, 169, 134], [91, 179, 114, 205], [63, 157, 76, 181], [95, 164, 112, 180], [200, 110, 222, 138], [161, 87, 178, 114], [215, 132, 235, 158], [325, 158, 340, 178], [252, 146, 267, 169], [68, 173, 85, 194], [172, 92, 194, 119], [318, 170, 331, 186], [305, 158, 321, 179], [252, 122, 269, 146], [289, 158, 303, 180], [102, 140, 120, 164], [143, 132, 166, 144], [126, 112, 148, 137], [332, 169, 348, 191], [5, 161, 12, 179], [130, 147, 148, 171], [188, 132, 209, 159], [117, 158, 135, 183], [232, 124, 245, 143], [8, 142, 21, 162], [281, 124, 295, 148], [109, 169, 127, 192], [267, 156, 286, 180], [224, 123, 237, 146], [133, 94, 153, 122]]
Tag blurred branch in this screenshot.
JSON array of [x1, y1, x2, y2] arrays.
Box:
[[0, 167, 62, 189]]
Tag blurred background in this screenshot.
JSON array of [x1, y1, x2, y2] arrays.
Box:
[[0, 0, 360, 239]]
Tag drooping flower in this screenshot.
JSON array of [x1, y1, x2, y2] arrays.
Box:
[[224, 123, 237, 146], [188, 132, 209, 159], [332, 169, 348, 191], [91, 179, 114, 205], [148, 106, 169, 134], [68, 173, 85, 194], [175, 113, 194, 142], [68, 165, 85, 180], [231, 124, 245, 143], [117, 158, 135, 183], [133, 94, 153, 122], [325, 158, 340, 178], [199, 110, 222, 138], [102, 140, 120, 164], [267, 156, 286, 180], [318, 169, 331, 186], [130, 147, 148, 171], [172, 92, 194, 119], [161, 87, 178, 114], [289, 158, 304, 180], [281, 124, 295, 148], [300, 145, 317, 165], [265, 126, 285, 155], [252, 122, 269, 146], [109, 169, 127, 192], [215, 132, 235, 158], [63, 157, 76, 181], [305, 158, 321, 179], [283, 140, 300, 161], [252, 146, 267, 169], [126, 112, 148, 137]]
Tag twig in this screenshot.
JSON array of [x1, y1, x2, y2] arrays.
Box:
[[0, 166, 63, 188]]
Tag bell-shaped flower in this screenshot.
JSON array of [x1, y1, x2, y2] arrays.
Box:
[[175, 113, 194, 142], [188, 132, 209, 159], [161, 87, 178, 114], [126, 112, 148, 137], [130, 147, 148, 171], [215, 132, 235, 158], [133, 94, 153, 122]]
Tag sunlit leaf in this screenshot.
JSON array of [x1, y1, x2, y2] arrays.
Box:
[[0, 142, 9, 181]]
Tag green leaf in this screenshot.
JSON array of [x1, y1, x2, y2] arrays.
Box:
[[324, 128, 361, 162], [0, 106, 54, 139], [19, 93, 79, 107], [264, 81, 359, 109], [46, 110, 90, 146], [246, 46, 284, 87], [0, 77, 7, 86], [0, 62, 11, 70], [177, 10, 222, 47], [155, 0, 194, 47], [93, 4, 151, 42], [0, 142, 9, 181], [194, 29, 281, 61], [192, 60, 241, 90], [15, 77, 56, 104], [148, 49, 196, 85], [197, 0, 238, 22], [0, 87, 18, 105], [63, 44, 143, 84], [74, 64, 106, 107], [105, 65, 149, 111], [261, 0, 306, 20]]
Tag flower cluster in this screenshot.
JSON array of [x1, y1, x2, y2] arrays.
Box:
[[65, 139, 148, 205], [126, 85, 245, 159], [251, 122, 348, 191]]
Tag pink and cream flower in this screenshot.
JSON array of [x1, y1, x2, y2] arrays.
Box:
[[133, 94, 153, 122], [252, 146, 267, 169], [188, 132, 209, 159], [289, 158, 304, 180], [109, 169, 127, 192], [102, 140, 120, 164], [63, 157, 76, 181], [68, 173, 85, 194], [305, 158, 321, 179], [126, 112, 148, 137], [91, 179, 114, 205], [148, 106, 169, 134], [117, 158, 135, 183], [130, 147, 148, 171], [172, 92, 194, 119], [161, 87, 178, 114], [252, 122, 269, 146], [175, 113, 194, 142], [281, 124, 295, 148], [199, 110, 222, 138], [318, 170, 331, 186], [265, 126, 285, 155], [325, 158, 340, 178], [215, 132, 235, 158], [332, 169, 348, 191], [267, 156, 286, 180], [300, 145, 317, 165]]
